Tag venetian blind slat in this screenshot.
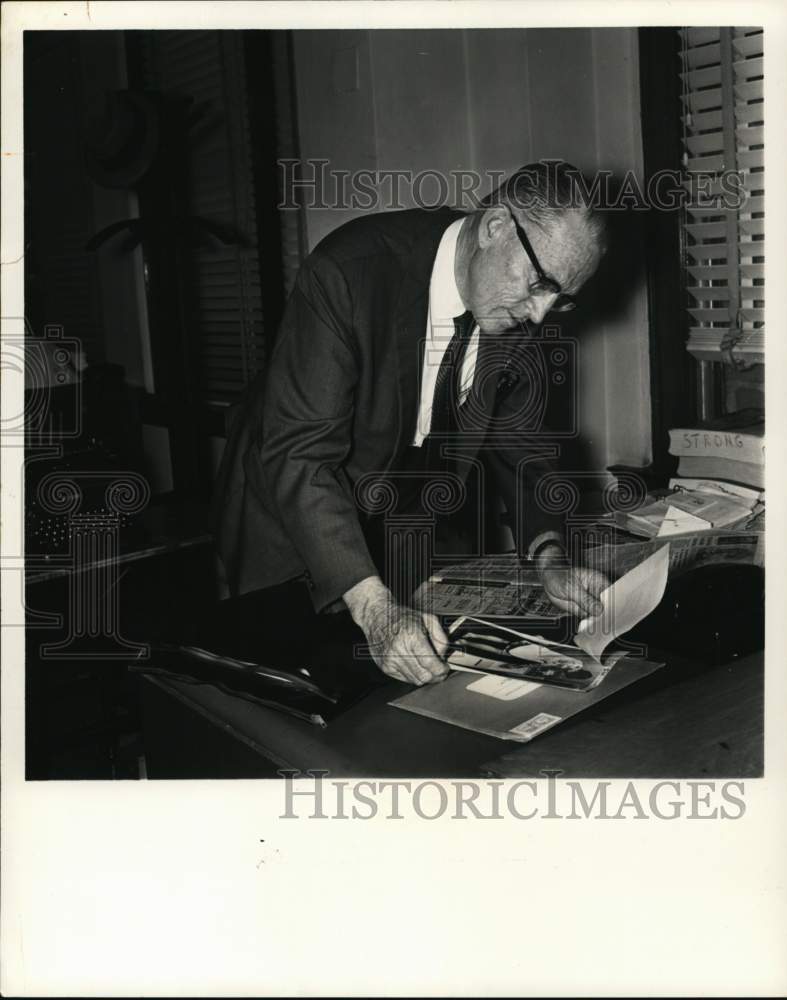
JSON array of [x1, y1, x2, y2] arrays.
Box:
[[678, 26, 764, 366]]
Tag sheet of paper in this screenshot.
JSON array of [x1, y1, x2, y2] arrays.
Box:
[[584, 530, 762, 581], [466, 674, 541, 700], [509, 713, 563, 739], [574, 543, 670, 662], [415, 576, 561, 618], [668, 477, 763, 504], [657, 504, 710, 537]]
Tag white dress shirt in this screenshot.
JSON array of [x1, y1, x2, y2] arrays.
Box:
[[411, 217, 563, 561], [412, 218, 479, 447]]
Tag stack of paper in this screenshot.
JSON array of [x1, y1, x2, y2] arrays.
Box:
[[615, 487, 757, 538], [392, 546, 671, 743]]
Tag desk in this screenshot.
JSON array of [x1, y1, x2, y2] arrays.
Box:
[[140, 649, 763, 779], [483, 650, 763, 778], [26, 497, 212, 586], [25, 498, 214, 779]]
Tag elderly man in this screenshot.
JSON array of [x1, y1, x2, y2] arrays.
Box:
[[215, 160, 609, 686]]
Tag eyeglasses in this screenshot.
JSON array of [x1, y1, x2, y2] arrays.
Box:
[[509, 210, 577, 313]]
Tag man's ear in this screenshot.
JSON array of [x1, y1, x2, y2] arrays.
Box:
[[477, 205, 511, 249]]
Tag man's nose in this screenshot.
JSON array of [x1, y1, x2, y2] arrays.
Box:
[[522, 295, 554, 325]]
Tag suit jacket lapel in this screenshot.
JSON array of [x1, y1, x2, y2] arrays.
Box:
[[389, 209, 465, 466]]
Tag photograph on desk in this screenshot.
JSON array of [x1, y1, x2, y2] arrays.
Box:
[[392, 542, 672, 740], [11, 20, 766, 784], [440, 540, 671, 694], [445, 616, 617, 692]]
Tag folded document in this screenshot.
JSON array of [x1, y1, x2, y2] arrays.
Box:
[[390, 655, 664, 742], [574, 544, 670, 662], [392, 545, 672, 742]]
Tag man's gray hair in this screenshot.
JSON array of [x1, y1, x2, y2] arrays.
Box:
[[484, 159, 607, 249]]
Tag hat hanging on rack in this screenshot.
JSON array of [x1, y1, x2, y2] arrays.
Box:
[[82, 89, 161, 189]]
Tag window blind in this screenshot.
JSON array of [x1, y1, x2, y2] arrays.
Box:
[[679, 26, 764, 367], [139, 31, 266, 405]]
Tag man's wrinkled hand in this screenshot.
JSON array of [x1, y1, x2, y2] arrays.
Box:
[[535, 544, 609, 618], [366, 604, 451, 685], [343, 576, 450, 685]]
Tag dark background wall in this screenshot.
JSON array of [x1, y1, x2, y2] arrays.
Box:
[[24, 28, 655, 500], [292, 28, 652, 471]]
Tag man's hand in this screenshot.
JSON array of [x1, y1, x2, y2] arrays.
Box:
[[535, 543, 609, 618], [343, 576, 450, 685]]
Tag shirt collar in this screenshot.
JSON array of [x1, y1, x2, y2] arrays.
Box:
[[429, 217, 467, 321]]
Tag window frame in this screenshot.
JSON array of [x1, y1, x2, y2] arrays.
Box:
[[638, 27, 698, 473]]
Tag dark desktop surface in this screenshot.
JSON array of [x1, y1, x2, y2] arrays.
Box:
[[138, 562, 765, 780], [24, 494, 214, 781], [140, 646, 763, 780], [24, 488, 764, 781]]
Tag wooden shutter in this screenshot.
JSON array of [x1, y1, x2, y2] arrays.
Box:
[[679, 27, 764, 366], [139, 31, 265, 405], [271, 31, 307, 298]]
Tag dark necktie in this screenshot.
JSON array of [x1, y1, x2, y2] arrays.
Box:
[[429, 309, 475, 436]]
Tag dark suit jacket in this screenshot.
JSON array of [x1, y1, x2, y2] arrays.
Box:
[[214, 208, 564, 611]]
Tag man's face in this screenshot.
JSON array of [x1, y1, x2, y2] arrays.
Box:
[[465, 207, 602, 333]]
